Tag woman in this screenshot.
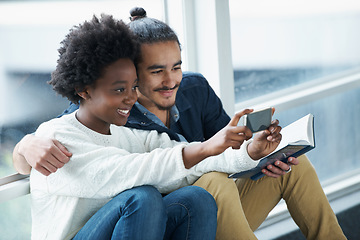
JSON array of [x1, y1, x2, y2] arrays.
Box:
[[30, 14, 219, 240]]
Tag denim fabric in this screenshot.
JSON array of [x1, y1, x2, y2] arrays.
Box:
[[133, 102, 188, 142], [73, 185, 217, 240], [163, 186, 217, 240], [73, 186, 166, 240], [59, 72, 231, 142]]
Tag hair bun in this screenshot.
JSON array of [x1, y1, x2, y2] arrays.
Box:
[[130, 7, 147, 21]]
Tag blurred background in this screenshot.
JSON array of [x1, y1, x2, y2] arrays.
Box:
[[1, 0, 360, 239]]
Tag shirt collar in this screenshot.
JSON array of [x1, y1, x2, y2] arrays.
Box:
[[134, 102, 180, 127]]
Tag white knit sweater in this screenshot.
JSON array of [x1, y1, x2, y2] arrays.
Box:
[[30, 111, 259, 240]]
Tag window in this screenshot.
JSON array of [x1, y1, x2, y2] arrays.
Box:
[[0, 0, 164, 179], [229, 0, 360, 181], [230, 0, 360, 102], [0, 0, 163, 237], [0, 195, 31, 239]]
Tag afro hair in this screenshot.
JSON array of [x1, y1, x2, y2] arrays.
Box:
[[49, 14, 139, 104]]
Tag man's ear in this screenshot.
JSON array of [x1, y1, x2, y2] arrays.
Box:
[[76, 86, 90, 100]]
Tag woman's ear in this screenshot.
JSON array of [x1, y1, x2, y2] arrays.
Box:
[[76, 87, 90, 100]]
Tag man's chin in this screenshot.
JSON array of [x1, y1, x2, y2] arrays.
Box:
[[156, 103, 175, 111]]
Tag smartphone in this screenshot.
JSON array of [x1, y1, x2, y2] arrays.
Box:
[[243, 108, 272, 133]]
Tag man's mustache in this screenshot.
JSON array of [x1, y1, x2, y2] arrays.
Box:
[[154, 85, 179, 92]]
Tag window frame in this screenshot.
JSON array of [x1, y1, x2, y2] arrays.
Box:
[[167, 0, 360, 237]]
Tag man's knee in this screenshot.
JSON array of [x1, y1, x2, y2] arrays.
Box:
[[292, 155, 316, 176], [194, 172, 238, 199]]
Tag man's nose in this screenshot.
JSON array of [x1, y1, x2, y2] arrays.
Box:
[[162, 71, 176, 88]]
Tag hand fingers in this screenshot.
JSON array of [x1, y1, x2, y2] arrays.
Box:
[[287, 157, 299, 165], [37, 154, 62, 170], [271, 107, 275, 116], [35, 141, 72, 174], [228, 109, 253, 126], [33, 160, 57, 176], [221, 130, 248, 146], [51, 148, 71, 165], [262, 158, 298, 177], [274, 160, 291, 171], [265, 119, 282, 142], [233, 126, 253, 140], [268, 119, 281, 133], [219, 126, 252, 149], [35, 166, 52, 176], [48, 140, 71, 167], [261, 168, 282, 178], [230, 139, 245, 149], [266, 131, 282, 142], [53, 139, 72, 158], [266, 164, 286, 175]]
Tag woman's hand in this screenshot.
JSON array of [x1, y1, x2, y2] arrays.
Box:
[[202, 109, 254, 156], [182, 109, 253, 168]]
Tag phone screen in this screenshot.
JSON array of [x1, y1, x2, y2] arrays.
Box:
[[244, 108, 272, 133]]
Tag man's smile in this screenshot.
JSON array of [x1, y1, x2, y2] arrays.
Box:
[[154, 85, 179, 98]]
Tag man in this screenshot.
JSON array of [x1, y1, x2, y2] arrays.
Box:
[[13, 8, 346, 240]]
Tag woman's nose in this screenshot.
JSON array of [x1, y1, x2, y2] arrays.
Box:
[[124, 89, 138, 105]]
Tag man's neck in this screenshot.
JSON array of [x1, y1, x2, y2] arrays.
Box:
[[148, 107, 169, 127], [137, 98, 171, 127]]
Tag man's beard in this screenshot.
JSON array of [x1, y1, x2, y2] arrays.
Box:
[[155, 101, 175, 111]]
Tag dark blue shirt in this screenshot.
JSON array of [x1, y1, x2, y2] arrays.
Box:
[[60, 72, 231, 142]]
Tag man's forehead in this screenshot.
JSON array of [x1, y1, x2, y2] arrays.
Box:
[[139, 41, 181, 67], [140, 41, 180, 55]]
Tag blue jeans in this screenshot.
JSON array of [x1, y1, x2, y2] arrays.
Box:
[[73, 185, 217, 240]]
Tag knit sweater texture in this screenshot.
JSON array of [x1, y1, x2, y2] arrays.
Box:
[[30, 111, 259, 239]]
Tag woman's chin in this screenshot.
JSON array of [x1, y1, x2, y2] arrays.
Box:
[[112, 119, 128, 127]]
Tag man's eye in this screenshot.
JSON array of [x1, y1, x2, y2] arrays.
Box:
[[151, 70, 162, 74], [116, 88, 125, 92]]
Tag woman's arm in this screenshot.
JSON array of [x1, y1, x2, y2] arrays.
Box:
[[31, 119, 191, 197]]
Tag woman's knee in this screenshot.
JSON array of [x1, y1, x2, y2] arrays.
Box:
[[122, 185, 166, 218], [181, 186, 217, 237], [194, 186, 218, 218], [164, 186, 217, 239], [174, 186, 217, 218]]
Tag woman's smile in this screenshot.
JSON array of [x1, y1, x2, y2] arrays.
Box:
[[117, 108, 131, 117]]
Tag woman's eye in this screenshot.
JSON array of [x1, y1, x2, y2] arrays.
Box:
[[132, 85, 139, 91], [116, 88, 125, 93]]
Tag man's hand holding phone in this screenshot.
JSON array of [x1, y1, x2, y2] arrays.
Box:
[[244, 107, 282, 159], [242, 107, 299, 177]]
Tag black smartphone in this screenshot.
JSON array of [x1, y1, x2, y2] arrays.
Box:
[[244, 108, 272, 133]]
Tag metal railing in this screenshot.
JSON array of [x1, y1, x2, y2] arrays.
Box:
[[0, 173, 29, 203]]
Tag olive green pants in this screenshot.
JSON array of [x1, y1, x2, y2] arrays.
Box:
[[193, 155, 346, 240]]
